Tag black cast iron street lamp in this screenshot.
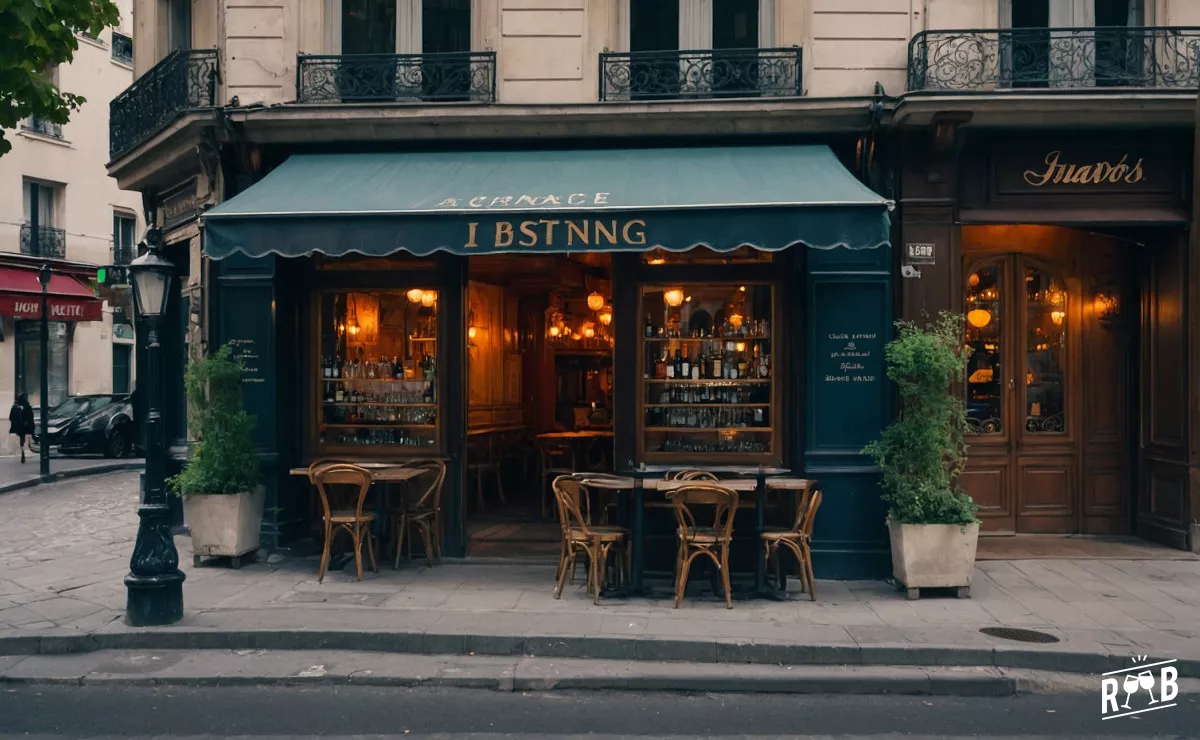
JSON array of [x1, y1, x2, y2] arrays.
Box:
[[37, 264, 51, 477], [124, 227, 185, 626]]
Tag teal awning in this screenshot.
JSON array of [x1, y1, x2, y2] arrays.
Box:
[[202, 145, 892, 259]]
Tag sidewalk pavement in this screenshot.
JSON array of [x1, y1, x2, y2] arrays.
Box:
[[0, 454, 143, 494], [2, 472, 1199, 682]]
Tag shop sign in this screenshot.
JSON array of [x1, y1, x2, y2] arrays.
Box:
[[463, 218, 647, 250], [904, 242, 936, 265], [436, 193, 613, 210], [990, 140, 1175, 198], [0, 295, 102, 322], [161, 178, 200, 231], [1022, 151, 1144, 188]]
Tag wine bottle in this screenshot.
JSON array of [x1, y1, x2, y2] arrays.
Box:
[[681, 346, 690, 379], [644, 313, 653, 338]]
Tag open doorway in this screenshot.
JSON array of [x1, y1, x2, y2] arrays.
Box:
[[465, 253, 614, 558]]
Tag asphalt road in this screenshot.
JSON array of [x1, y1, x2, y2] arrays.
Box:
[[0, 685, 1197, 738]]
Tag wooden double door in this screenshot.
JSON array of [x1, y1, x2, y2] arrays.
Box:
[[960, 229, 1134, 535]]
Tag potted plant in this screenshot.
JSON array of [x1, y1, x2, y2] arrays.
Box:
[[169, 343, 263, 568], [864, 311, 979, 599]]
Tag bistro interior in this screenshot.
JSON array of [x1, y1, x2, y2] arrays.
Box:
[[202, 143, 895, 580]]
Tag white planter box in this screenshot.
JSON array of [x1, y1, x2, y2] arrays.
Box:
[[888, 519, 980, 599], [184, 486, 265, 566]]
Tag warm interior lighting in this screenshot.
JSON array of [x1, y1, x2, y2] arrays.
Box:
[[968, 273, 980, 288], [735, 342, 746, 352], [468, 325, 478, 340], [1094, 289, 1119, 322], [598, 305, 612, 326], [407, 288, 425, 303], [549, 325, 561, 337], [583, 323, 595, 339], [663, 288, 684, 307], [587, 291, 605, 311], [1050, 310, 1065, 326], [967, 308, 992, 328], [738, 286, 746, 292], [421, 290, 437, 307], [729, 312, 744, 329]]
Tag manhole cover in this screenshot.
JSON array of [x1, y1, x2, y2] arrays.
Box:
[[980, 627, 1060, 644]]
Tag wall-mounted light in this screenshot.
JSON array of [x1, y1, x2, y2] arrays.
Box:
[[468, 325, 478, 340], [663, 288, 684, 307], [421, 290, 437, 308], [1094, 287, 1120, 325], [1050, 310, 1065, 326], [407, 288, 425, 303]]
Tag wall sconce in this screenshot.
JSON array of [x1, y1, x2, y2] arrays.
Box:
[[1050, 310, 1065, 326], [421, 290, 437, 308], [407, 288, 425, 303], [663, 288, 684, 307], [598, 305, 612, 326], [587, 291, 605, 312], [1094, 288, 1120, 325], [468, 325, 478, 340]]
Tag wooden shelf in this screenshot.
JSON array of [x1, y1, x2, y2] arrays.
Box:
[[320, 377, 433, 383], [644, 403, 768, 408], [643, 336, 771, 342], [322, 402, 436, 408], [644, 378, 770, 384], [320, 423, 436, 430], [409, 337, 437, 342]]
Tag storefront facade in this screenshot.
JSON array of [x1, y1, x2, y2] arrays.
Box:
[[200, 142, 898, 578], [898, 126, 1197, 551]]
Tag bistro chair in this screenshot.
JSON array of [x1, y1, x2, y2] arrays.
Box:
[[390, 460, 447, 569], [467, 433, 506, 510], [666, 483, 739, 609], [539, 438, 576, 519], [667, 469, 721, 481], [761, 486, 822, 600], [312, 463, 379, 583], [552, 475, 630, 604], [500, 428, 535, 489]]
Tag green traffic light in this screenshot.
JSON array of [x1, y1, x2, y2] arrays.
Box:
[[97, 267, 107, 284]]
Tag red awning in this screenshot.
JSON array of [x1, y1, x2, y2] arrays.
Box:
[[0, 267, 102, 322]]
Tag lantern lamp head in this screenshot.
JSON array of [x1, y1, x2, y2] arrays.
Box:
[[128, 231, 174, 318]]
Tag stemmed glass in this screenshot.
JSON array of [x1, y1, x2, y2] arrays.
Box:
[[1121, 673, 1140, 708]]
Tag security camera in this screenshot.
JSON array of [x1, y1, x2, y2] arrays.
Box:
[[901, 264, 922, 279]]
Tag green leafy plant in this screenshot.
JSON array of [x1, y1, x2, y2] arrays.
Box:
[[168, 344, 260, 496], [0, 0, 121, 156], [863, 311, 978, 526]]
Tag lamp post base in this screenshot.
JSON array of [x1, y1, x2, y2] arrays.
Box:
[[124, 571, 185, 626]]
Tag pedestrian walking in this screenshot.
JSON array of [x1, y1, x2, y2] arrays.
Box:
[[9, 393, 34, 463]]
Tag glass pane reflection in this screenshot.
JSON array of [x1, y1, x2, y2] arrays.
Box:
[[965, 264, 1002, 434], [1025, 268, 1066, 434]]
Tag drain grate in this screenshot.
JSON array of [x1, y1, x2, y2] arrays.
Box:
[[980, 626, 1060, 644]]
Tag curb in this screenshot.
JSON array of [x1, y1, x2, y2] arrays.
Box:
[[0, 461, 143, 495], [2, 629, 1193, 679]]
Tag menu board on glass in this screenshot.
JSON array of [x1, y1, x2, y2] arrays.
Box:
[[316, 289, 439, 450], [639, 284, 776, 463]]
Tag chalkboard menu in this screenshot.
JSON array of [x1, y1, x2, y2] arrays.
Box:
[[220, 283, 275, 449], [809, 280, 887, 451]]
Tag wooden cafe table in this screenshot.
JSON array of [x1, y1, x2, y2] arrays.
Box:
[[584, 465, 809, 599]]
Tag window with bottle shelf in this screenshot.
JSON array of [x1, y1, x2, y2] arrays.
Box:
[[316, 289, 439, 450], [639, 283, 777, 462]]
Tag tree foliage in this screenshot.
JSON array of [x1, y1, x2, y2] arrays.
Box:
[[168, 344, 260, 496], [863, 312, 978, 526], [0, 0, 121, 156]]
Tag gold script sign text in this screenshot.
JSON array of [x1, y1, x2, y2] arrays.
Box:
[[465, 219, 646, 249], [1023, 151, 1145, 187]]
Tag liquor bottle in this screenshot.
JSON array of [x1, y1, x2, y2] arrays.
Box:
[[655, 351, 667, 379], [673, 349, 683, 379], [760, 351, 770, 379], [665, 350, 675, 379], [680, 346, 690, 379], [711, 346, 722, 379], [645, 313, 653, 338], [322, 355, 330, 379], [691, 354, 700, 381], [333, 354, 341, 378]]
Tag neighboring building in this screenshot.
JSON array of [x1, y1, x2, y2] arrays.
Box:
[[0, 0, 141, 456], [109, 0, 1200, 572]]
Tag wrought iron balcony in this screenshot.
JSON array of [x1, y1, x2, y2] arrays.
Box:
[[908, 26, 1200, 92], [109, 48, 219, 160], [111, 31, 133, 65], [20, 225, 67, 260], [599, 47, 802, 102], [113, 242, 136, 266], [296, 51, 496, 104], [22, 117, 63, 139]]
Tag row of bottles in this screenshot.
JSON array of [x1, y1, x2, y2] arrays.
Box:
[[645, 314, 768, 339], [320, 427, 438, 447], [322, 379, 435, 405], [647, 342, 770, 380], [322, 404, 436, 425], [650, 385, 768, 405], [646, 406, 768, 429], [321, 352, 437, 382], [655, 436, 770, 454]]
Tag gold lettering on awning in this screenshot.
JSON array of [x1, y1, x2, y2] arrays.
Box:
[[466, 218, 649, 250]]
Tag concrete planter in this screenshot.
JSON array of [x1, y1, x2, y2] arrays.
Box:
[[888, 519, 980, 600], [183, 486, 265, 568], [1190, 523, 1200, 555]]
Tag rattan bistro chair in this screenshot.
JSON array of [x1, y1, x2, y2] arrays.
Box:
[[761, 486, 822, 600], [666, 469, 721, 481], [312, 463, 379, 582], [391, 460, 447, 568], [539, 438, 576, 519], [552, 475, 629, 604], [667, 483, 739, 609]]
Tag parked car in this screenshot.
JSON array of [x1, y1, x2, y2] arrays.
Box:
[[30, 394, 136, 458]]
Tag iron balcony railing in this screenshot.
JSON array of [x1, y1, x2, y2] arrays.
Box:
[[111, 31, 133, 65], [113, 242, 136, 266], [599, 47, 802, 102], [109, 48, 219, 160], [20, 225, 67, 260], [296, 51, 497, 103], [22, 117, 63, 139], [907, 26, 1200, 92]]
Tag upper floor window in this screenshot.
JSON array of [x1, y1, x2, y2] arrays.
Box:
[[167, 0, 191, 52], [23, 182, 57, 228], [112, 30, 134, 65], [340, 0, 472, 55], [713, 0, 757, 50], [1007, 0, 1144, 28], [113, 212, 137, 265], [423, 0, 470, 54], [343, 0, 396, 54]]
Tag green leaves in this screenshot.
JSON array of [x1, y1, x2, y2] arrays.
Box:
[[863, 311, 978, 526], [167, 343, 261, 496], [0, 0, 120, 156]]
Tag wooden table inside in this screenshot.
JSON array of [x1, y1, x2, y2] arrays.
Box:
[[536, 430, 614, 440], [289, 463, 426, 483]]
